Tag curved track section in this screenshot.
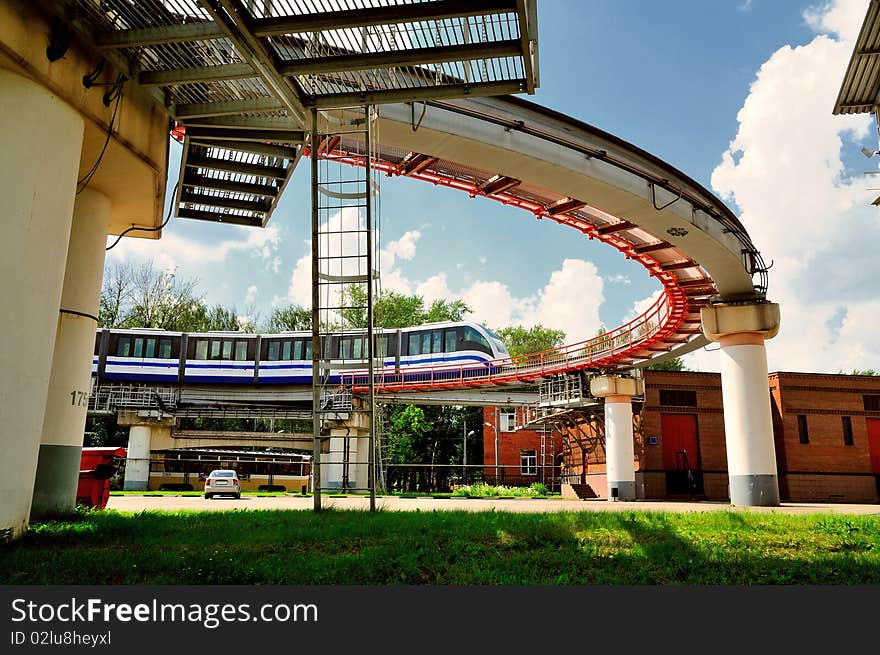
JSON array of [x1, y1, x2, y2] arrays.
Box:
[[323, 96, 768, 391]]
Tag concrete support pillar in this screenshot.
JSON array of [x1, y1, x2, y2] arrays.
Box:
[[352, 433, 371, 491], [324, 430, 347, 490], [0, 69, 84, 540], [123, 426, 152, 491], [31, 190, 110, 517], [702, 301, 781, 506], [590, 376, 643, 501]]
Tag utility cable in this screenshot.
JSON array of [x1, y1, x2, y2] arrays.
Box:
[[77, 74, 124, 194], [106, 181, 179, 251]]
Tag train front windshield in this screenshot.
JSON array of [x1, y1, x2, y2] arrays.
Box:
[[483, 327, 511, 358]]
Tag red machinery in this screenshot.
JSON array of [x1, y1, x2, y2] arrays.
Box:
[[77, 447, 126, 509]]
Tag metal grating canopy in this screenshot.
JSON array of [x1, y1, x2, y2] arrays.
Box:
[[75, 0, 538, 115], [52, 0, 538, 225], [834, 0, 880, 115]]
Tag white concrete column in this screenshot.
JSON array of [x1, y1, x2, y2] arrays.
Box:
[[123, 425, 152, 491], [324, 430, 347, 490], [352, 433, 371, 491], [702, 301, 781, 506], [604, 395, 637, 501], [590, 375, 643, 501], [31, 189, 110, 517], [0, 69, 84, 540], [718, 333, 779, 505]]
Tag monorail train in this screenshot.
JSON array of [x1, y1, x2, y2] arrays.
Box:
[[91, 321, 511, 385]]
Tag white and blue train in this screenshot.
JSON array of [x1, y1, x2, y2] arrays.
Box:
[[91, 321, 511, 385]]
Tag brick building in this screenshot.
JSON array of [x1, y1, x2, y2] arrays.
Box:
[[484, 371, 880, 503], [482, 406, 564, 489]]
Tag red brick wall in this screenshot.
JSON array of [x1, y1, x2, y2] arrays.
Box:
[[482, 407, 563, 488], [483, 371, 880, 503]]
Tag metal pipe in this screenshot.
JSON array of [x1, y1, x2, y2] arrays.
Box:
[[310, 108, 322, 512]]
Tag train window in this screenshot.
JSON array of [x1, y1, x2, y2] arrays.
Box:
[[462, 327, 491, 355], [376, 335, 388, 358], [195, 339, 209, 360], [234, 341, 248, 361], [445, 329, 458, 353], [421, 331, 431, 355], [432, 330, 442, 354], [158, 339, 173, 359], [116, 337, 131, 357], [408, 333, 420, 356], [305, 340, 312, 359], [210, 341, 221, 360], [282, 340, 292, 360], [145, 338, 156, 358], [353, 337, 364, 359], [267, 341, 280, 361], [132, 338, 144, 358], [338, 338, 351, 359], [292, 340, 302, 360], [222, 340, 233, 360]]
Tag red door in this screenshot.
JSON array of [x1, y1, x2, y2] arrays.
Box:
[[867, 418, 880, 474], [661, 414, 700, 471]]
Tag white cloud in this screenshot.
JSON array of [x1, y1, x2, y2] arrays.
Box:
[[381, 229, 420, 268], [706, 0, 880, 373], [107, 224, 281, 272], [425, 259, 606, 345], [286, 212, 419, 307], [605, 273, 631, 285], [804, 0, 866, 41], [245, 285, 257, 304], [415, 273, 451, 305]]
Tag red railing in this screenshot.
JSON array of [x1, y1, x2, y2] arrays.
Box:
[[309, 132, 706, 392]]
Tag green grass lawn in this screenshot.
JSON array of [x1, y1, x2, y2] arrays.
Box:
[[2, 508, 879, 584]]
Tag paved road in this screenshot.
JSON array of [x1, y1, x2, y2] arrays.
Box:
[[106, 494, 880, 515]]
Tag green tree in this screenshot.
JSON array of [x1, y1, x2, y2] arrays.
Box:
[[493, 324, 565, 358], [424, 298, 470, 323], [383, 404, 476, 492], [386, 405, 431, 491], [337, 286, 471, 329], [842, 368, 878, 376], [267, 304, 312, 332], [646, 357, 687, 372]]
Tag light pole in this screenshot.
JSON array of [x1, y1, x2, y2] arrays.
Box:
[[464, 429, 474, 483], [485, 421, 498, 484]]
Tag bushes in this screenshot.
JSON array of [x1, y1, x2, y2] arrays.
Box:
[[452, 482, 550, 498]]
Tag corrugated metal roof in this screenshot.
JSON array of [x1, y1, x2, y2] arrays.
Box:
[[833, 0, 880, 115]]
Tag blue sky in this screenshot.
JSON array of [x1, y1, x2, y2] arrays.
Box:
[[109, 0, 880, 374]]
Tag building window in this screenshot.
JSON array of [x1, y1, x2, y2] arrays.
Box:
[[797, 414, 809, 444], [499, 410, 516, 432], [864, 395, 880, 412], [842, 416, 854, 446], [659, 389, 697, 407], [520, 450, 537, 476]]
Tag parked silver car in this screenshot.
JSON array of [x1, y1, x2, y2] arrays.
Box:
[[204, 469, 240, 499]]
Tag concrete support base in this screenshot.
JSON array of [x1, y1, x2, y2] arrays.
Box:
[[0, 69, 84, 540], [31, 189, 110, 518], [590, 376, 644, 502], [123, 425, 152, 491], [702, 301, 781, 507]]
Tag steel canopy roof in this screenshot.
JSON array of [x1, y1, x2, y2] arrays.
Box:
[[48, 0, 539, 227], [833, 0, 880, 115]]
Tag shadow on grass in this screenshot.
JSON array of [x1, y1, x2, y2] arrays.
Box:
[[2, 509, 879, 585]]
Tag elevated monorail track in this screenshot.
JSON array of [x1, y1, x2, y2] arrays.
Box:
[[36, 0, 770, 394], [330, 94, 768, 391]]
